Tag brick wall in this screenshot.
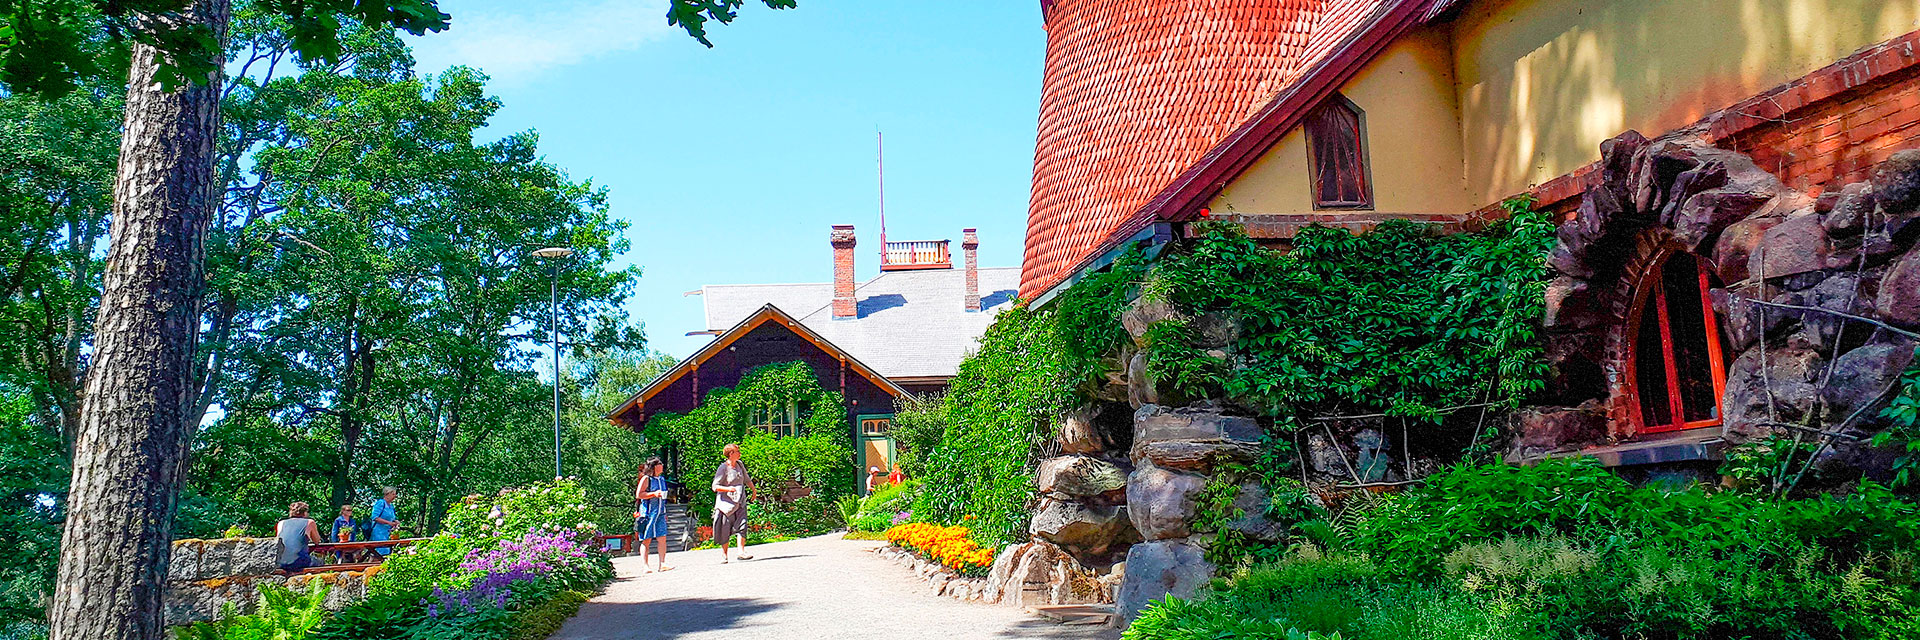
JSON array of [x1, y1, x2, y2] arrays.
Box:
[[1720, 46, 1920, 195]]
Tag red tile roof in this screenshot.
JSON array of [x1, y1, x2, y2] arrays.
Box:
[[1019, 0, 1443, 300]]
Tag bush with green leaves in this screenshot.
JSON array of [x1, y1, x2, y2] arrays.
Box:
[[175, 583, 331, 640], [850, 479, 917, 532], [441, 478, 601, 543], [1129, 460, 1920, 640]]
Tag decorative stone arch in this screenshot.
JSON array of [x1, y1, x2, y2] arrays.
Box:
[[1525, 130, 1792, 456], [1523, 129, 1920, 470]]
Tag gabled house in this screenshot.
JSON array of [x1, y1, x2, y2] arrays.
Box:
[[607, 226, 1019, 486], [1023, 0, 1920, 465]]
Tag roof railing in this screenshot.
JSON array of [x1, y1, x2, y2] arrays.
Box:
[[880, 239, 951, 271]]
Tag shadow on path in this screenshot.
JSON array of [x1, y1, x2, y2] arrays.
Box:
[[554, 597, 778, 639]]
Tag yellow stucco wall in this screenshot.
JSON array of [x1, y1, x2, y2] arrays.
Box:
[[1453, 0, 1920, 203], [1211, 25, 1475, 216]]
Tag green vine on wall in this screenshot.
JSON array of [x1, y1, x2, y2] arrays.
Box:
[[910, 202, 1556, 546], [642, 361, 855, 522]]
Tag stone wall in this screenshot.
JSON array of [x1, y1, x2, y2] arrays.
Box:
[[164, 538, 372, 626], [1527, 130, 1920, 472]]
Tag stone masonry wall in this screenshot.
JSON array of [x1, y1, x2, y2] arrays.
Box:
[[163, 538, 371, 626]]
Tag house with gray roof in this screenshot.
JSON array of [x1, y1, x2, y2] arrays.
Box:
[[606, 225, 1019, 488]]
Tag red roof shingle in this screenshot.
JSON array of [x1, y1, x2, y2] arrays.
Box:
[[1019, 0, 1431, 299]]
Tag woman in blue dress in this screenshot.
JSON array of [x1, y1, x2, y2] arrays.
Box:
[[635, 457, 672, 573]]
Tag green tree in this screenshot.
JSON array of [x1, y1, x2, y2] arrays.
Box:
[[566, 348, 677, 529]]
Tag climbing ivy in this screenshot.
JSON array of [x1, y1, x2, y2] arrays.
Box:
[[1142, 202, 1554, 424], [912, 203, 1555, 545], [643, 361, 855, 522]]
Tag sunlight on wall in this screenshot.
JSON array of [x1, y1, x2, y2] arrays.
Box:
[[1453, 0, 1920, 203]]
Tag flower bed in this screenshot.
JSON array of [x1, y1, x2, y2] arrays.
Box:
[[176, 479, 614, 640], [883, 522, 995, 578]]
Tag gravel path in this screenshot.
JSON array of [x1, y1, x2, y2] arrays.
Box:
[[552, 534, 1121, 640]]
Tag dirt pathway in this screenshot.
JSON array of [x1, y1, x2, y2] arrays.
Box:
[[552, 534, 1120, 640]]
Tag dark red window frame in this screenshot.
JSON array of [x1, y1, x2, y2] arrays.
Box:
[[1305, 94, 1372, 210], [1625, 251, 1729, 434]]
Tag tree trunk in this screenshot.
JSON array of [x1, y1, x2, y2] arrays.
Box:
[[48, 2, 230, 638]]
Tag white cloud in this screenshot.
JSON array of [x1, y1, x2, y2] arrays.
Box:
[[408, 0, 673, 85]]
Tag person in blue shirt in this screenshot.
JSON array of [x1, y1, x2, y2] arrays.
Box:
[[371, 487, 400, 557], [330, 504, 360, 563]]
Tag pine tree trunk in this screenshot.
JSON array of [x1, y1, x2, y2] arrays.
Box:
[[48, 2, 230, 638]]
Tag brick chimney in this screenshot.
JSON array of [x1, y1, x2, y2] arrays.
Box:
[[962, 228, 981, 312], [831, 225, 858, 319]]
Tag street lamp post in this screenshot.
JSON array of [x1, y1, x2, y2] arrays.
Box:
[[533, 247, 574, 479]]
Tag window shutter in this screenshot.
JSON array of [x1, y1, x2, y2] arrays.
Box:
[[1307, 96, 1371, 209]]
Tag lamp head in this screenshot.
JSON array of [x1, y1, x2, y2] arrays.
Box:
[[532, 247, 574, 258]]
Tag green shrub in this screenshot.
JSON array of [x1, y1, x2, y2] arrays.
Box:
[[755, 494, 836, 538], [509, 590, 589, 640], [174, 583, 330, 640], [369, 533, 476, 597], [1130, 459, 1920, 640], [309, 589, 428, 640], [442, 478, 601, 542], [833, 494, 860, 528], [407, 606, 513, 640], [849, 479, 916, 532]]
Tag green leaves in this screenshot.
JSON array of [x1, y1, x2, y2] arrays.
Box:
[[1146, 205, 1554, 425], [666, 0, 796, 47], [0, 0, 454, 97]]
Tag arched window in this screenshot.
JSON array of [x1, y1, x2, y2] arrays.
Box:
[[1627, 251, 1729, 434], [1305, 94, 1372, 210]]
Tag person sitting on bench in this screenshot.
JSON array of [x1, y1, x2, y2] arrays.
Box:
[[277, 501, 322, 573]]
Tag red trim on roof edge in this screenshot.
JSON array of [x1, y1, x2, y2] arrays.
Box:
[[1032, 0, 1446, 300]]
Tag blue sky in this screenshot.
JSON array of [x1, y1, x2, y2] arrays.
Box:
[[406, 1, 1045, 358]]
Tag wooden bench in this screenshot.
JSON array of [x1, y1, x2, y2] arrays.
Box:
[[595, 533, 638, 555], [282, 537, 427, 574], [284, 562, 381, 576]]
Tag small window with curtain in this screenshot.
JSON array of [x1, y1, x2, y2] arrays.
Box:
[[1306, 94, 1372, 210]]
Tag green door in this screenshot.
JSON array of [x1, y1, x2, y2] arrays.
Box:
[[856, 414, 895, 495]]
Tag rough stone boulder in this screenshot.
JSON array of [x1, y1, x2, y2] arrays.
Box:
[[1823, 341, 1918, 422], [1543, 276, 1606, 331], [983, 540, 1107, 607], [1511, 401, 1609, 456], [1751, 210, 1831, 280], [1132, 404, 1261, 449], [1722, 345, 1827, 438], [1873, 149, 1920, 217], [1036, 455, 1128, 496], [1126, 461, 1206, 541], [1224, 481, 1284, 543], [1877, 249, 1920, 327], [1114, 539, 1213, 623], [1133, 440, 1259, 472], [1121, 297, 1184, 348], [1824, 182, 1874, 238], [1029, 496, 1137, 559], [1714, 215, 1784, 284], [1057, 407, 1108, 454], [1189, 312, 1241, 348], [1127, 351, 1157, 408]]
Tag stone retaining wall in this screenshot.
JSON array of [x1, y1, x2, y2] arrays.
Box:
[[163, 538, 372, 626]]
